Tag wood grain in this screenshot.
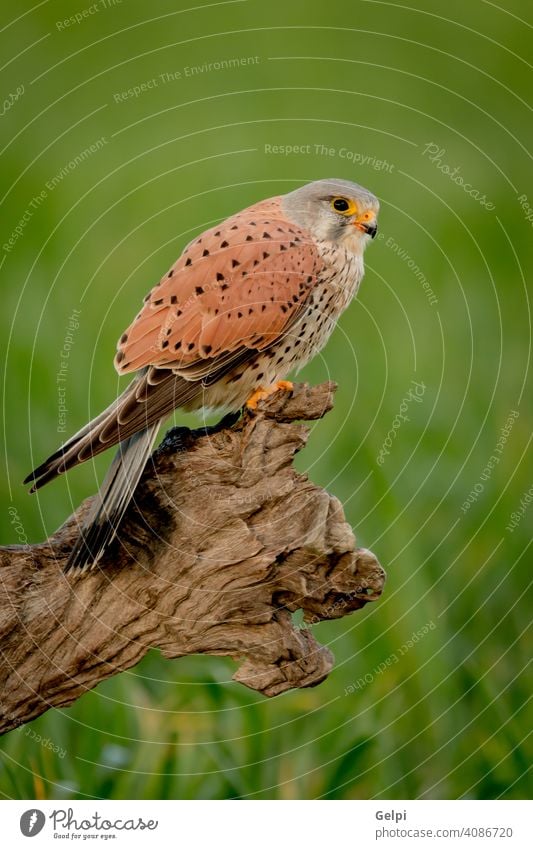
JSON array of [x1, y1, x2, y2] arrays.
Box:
[[0, 382, 385, 735]]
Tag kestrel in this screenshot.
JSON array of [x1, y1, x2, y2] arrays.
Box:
[[25, 178, 379, 571]]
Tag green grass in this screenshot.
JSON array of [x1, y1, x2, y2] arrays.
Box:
[[0, 0, 531, 800]]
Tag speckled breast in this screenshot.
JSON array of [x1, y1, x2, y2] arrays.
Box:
[[198, 242, 364, 411]]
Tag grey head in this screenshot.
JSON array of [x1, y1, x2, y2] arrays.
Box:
[[281, 178, 380, 252]]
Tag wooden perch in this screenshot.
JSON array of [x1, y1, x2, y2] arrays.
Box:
[[0, 382, 385, 736]]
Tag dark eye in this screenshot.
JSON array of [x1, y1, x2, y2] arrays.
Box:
[[331, 197, 356, 215], [333, 198, 349, 211]]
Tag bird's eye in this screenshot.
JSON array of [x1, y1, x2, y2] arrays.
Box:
[[331, 197, 356, 215]]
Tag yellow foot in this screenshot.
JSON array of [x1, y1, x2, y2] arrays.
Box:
[[246, 380, 294, 410]]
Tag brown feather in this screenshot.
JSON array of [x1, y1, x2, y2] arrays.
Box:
[[115, 197, 324, 378]]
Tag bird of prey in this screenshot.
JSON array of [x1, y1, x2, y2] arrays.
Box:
[[25, 178, 379, 571]]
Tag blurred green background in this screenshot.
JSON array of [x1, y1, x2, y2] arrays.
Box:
[[0, 0, 531, 800]]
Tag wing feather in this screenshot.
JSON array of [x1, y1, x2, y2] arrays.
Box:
[[114, 198, 324, 379], [25, 199, 325, 494]]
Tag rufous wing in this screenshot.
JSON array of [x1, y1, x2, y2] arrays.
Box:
[[114, 198, 325, 377]]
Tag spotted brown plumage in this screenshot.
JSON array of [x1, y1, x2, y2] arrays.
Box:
[[115, 198, 323, 374], [25, 178, 379, 571]]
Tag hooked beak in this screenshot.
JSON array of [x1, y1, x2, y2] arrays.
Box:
[[354, 214, 378, 239]]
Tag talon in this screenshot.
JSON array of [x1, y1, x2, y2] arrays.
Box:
[[246, 386, 268, 410], [245, 380, 294, 410]]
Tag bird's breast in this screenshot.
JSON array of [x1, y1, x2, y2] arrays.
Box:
[[186, 245, 364, 412]]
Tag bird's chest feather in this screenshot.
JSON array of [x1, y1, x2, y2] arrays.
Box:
[[316, 242, 364, 311], [198, 244, 363, 410], [299, 243, 364, 350], [260, 243, 364, 380]]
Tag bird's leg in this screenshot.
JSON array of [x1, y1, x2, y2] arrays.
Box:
[[156, 426, 193, 455], [192, 410, 242, 438], [246, 380, 294, 411], [159, 410, 242, 455]]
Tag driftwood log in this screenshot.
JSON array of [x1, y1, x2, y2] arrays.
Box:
[[0, 382, 385, 736]]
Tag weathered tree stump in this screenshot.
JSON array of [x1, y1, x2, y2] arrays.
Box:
[[0, 382, 385, 735]]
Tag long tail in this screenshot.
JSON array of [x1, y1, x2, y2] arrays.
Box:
[[66, 420, 161, 572], [24, 367, 201, 572], [24, 357, 249, 571]]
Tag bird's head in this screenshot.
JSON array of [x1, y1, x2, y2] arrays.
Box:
[[281, 178, 379, 254]]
